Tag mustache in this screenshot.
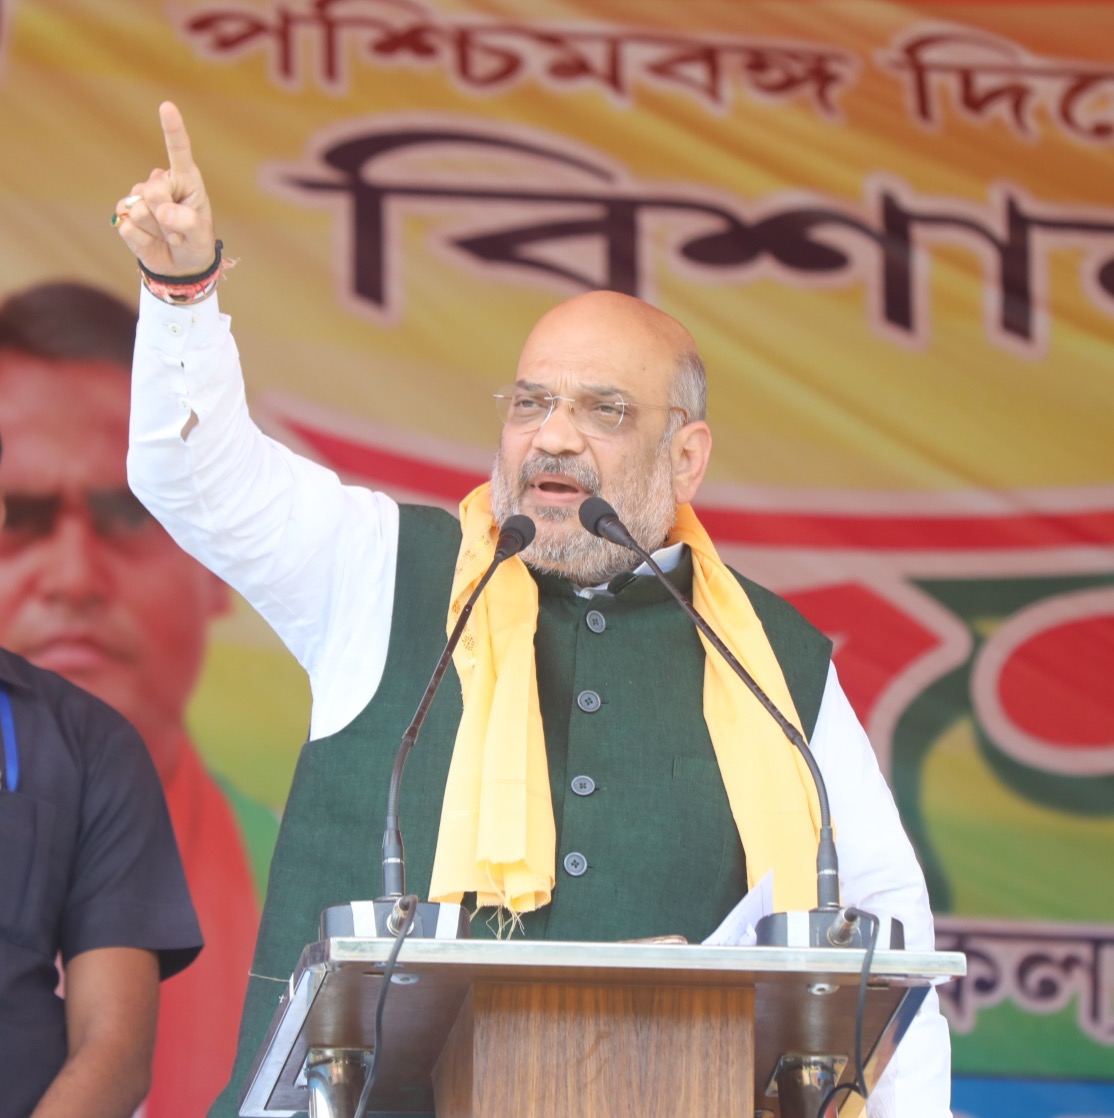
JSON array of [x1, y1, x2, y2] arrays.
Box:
[[518, 453, 601, 493]]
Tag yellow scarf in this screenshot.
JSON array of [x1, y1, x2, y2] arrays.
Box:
[[427, 484, 823, 914]]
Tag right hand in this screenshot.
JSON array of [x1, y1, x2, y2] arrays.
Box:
[[113, 102, 217, 277]]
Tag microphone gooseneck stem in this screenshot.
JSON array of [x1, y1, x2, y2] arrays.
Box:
[[380, 514, 535, 899], [578, 497, 840, 911]]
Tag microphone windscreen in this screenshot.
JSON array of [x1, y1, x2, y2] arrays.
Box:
[[502, 514, 535, 548], [494, 514, 536, 559], [578, 496, 618, 537]]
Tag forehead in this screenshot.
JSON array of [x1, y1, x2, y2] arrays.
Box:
[[0, 354, 131, 490], [515, 296, 684, 398]]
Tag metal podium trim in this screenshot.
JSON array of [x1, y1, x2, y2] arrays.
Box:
[[240, 938, 966, 1117]]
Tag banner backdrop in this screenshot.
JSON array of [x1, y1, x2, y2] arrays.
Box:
[[1, 1, 1112, 1115]]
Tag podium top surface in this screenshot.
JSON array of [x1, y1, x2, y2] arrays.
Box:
[[307, 936, 966, 984], [242, 937, 965, 1116]]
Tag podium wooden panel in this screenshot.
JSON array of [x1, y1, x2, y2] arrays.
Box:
[[434, 981, 755, 1118], [240, 938, 965, 1118]]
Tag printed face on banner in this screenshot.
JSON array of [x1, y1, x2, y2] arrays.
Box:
[[0, 356, 229, 775]]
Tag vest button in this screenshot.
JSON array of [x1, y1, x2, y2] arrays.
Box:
[[563, 852, 588, 877], [571, 775, 596, 796], [585, 609, 606, 633], [576, 690, 602, 713]]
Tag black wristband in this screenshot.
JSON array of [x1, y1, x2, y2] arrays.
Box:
[[138, 240, 223, 285]]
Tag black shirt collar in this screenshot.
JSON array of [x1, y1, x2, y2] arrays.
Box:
[[0, 647, 38, 692]]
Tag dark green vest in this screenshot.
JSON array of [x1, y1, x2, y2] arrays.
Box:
[[209, 505, 832, 1116]]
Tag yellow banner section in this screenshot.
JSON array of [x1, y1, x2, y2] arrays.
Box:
[[2, 1, 1113, 1109], [3, 1, 1113, 493]]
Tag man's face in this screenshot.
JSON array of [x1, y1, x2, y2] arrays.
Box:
[[490, 296, 686, 585], [0, 354, 228, 776]]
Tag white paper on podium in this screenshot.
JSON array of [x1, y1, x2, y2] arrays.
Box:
[[701, 870, 774, 946]]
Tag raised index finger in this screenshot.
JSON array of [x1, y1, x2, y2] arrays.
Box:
[[159, 101, 196, 178]]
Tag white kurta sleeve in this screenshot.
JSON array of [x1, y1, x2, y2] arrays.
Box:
[[127, 286, 399, 739]]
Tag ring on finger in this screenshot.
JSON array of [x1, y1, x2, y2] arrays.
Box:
[[111, 193, 143, 227]]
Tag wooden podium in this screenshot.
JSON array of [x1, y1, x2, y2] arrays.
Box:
[[239, 935, 964, 1118]]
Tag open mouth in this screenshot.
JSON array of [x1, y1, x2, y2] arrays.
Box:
[[529, 475, 589, 503]]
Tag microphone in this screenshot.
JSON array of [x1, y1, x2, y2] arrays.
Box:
[[491, 514, 536, 562], [578, 497, 898, 950], [319, 514, 536, 942]]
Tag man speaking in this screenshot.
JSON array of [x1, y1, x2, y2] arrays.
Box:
[[114, 101, 952, 1117]]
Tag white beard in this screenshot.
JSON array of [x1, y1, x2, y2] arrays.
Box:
[[489, 447, 677, 586]]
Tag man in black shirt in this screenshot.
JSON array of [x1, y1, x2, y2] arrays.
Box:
[[0, 480, 202, 1117]]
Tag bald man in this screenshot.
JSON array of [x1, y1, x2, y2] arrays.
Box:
[[116, 103, 952, 1117]]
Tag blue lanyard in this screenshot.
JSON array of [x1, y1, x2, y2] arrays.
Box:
[[0, 688, 17, 793]]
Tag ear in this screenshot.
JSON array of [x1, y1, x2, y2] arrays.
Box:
[[669, 420, 712, 505]]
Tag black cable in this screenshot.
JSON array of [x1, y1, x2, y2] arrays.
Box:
[[815, 907, 880, 1117], [353, 894, 419, 1118]]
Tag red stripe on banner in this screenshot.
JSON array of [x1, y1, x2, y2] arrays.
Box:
[[286, 420, 1114, 551], [696, 506, 1114, 551]]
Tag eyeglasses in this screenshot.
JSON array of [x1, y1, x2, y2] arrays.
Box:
[[494, 386, 688, 437], [1, 488, 155, 541]]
